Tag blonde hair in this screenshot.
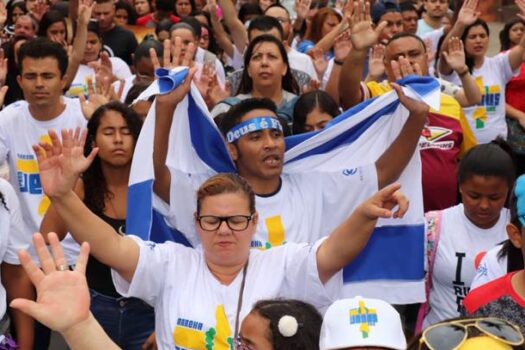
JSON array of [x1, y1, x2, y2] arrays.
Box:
[[196, 173, 255, 214]]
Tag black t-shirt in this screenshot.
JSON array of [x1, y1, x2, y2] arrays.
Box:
[[85, 211, 126, 297], [102, 25, 138, 66]]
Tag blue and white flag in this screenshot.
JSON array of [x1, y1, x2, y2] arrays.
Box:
[[127, 70, 440, 303]]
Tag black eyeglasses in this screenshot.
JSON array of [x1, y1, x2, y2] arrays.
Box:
[[197, 215, 253, 231], [419, 318, 524, 350]]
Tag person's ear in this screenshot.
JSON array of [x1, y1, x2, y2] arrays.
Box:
[[228, 142, 239, 161], [507, 223, 523, 249], [251, 212, 258, 226]]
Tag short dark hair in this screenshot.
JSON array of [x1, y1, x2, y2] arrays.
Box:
[[18, 37, 68, 76], [180, 16, 202, 39], [264, 3, 289, 16], [458, 138, 516, 188], [95, 0, 113, 4], [155, 0, 174, 12], [133, 38, 162, 66], [386, 32, 427, 52], [238, 3, 262, 23], [87, 21, 102, 38], [217, 97, 277, 138], [399, 2, 417, 13], [248, 15, 284, 40], [251, 299, 322, 350], [156, 18, 174, 35], [169, 21, 199, 38]]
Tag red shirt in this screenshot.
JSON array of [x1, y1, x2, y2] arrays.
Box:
[[136, 13, 180, 27], [506, 62, 525, 113]]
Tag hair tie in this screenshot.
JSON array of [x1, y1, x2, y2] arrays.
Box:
[[278, 315, 299, 337]]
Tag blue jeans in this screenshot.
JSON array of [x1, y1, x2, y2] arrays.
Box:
[[90, 289, 155, 350]]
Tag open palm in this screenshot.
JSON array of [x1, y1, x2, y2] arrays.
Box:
[[33, 129, 97, 198]]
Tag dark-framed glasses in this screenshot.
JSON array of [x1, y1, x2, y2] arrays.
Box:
[[197, 215, 253, 231], [419, 317, 524, 350]]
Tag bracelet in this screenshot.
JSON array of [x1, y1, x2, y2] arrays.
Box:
[[334, 59, 344, 66]]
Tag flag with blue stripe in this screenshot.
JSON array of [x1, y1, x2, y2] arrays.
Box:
[[127, 71, 440, 303]]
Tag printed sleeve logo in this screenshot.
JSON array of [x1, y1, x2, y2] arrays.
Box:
[[342, 168, 357, 176], [349, 300, 378, 339]]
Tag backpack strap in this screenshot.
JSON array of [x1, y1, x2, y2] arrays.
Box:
[[415, 210, 443, 333]]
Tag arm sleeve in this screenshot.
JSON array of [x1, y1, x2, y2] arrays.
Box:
[[0, 179, 31, 264], [282, 239, 342, 310], [111, 236, 176, 306]]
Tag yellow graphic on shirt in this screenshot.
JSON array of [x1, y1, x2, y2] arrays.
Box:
[[471, 76, 501, 129], [173, 305, 233, 350], [265, 215, 285, 249], [15, 134, 52, 216]]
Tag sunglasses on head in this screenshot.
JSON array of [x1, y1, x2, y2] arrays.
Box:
[[419, 318, 524, 350]]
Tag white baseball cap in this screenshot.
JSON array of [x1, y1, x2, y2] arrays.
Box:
[[319, 297, 407, 350]]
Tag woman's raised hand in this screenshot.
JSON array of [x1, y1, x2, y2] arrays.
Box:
[[32, 128, 98, 199], [10, 232, 91, 334]]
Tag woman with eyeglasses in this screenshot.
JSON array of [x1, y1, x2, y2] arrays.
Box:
[[26, 119, 408, 350], [38, 103, 153, 350]]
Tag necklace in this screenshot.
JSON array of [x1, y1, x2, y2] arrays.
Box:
[[234, 259, 249, 340]]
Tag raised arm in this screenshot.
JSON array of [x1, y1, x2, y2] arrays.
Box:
[[64, 0, 93, 89], [316, 183, 408, 283], [438, 0, 480, 75], [339, 1, 385, 109], [209, 0, 234, 58], [441, 36, 482, 106], [324, 31, 352, 103], [374, 69, 429, 188], [151, 39, 197, 203], [40, 180, 84, 241], [217, 0, 248, 53], [11, 234, 121, 350], [33, 129, 139, 282]]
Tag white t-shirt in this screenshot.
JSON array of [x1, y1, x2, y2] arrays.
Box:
[[416, 19, 442, 37], [67, 57, 133, 97], [0, 98, 87, 265], [441, 52, 519, 143], [288, 48, 317, 80], [166, 165, 377, 249], [225, 45, 244, 71], [0, 178, 32, 317], [470, 243, 507, 290], [423, 204, 509, 328], [112, 236, 341, 350]]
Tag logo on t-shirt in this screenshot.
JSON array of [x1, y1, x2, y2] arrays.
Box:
[[173, 305, 233, 350], [349, 300, 378, 339], [419, 126, 454, 150], [471, 77, 502, 129]]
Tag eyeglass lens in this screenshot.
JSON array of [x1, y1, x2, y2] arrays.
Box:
[[477, 319, 524, 344], [199, 216, 250, 231], [425, 324, 466, 350]]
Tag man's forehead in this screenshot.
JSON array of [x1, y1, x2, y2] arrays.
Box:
[[21, 57, 60, 73], [386, 37, 424, 55], [240, 109, 277, 121]]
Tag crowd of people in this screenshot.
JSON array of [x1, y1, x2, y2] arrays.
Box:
[[0, 0, 523, 348]]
